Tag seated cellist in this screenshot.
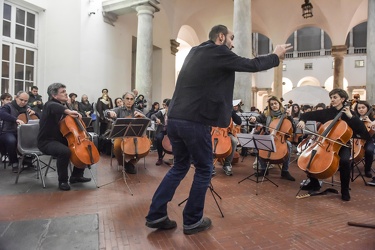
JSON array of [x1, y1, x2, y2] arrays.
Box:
[[249, 96, 295, 181], [221, 100, 242, 176], [104, 92, 146, 174], [296, 89, 370, 201], [353, 100, 375, 178], [38, 83, 91, 191]]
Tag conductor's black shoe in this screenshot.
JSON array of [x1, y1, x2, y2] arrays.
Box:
[[145, 217, 177, 230], [341, 189, 351, 201], [124, 162, 137, 174], [183, 217, 212, 235], [301, 179, 321, 191], [59, 182, 71, 191], [254, 170, 268, 177], [281, 171, 295, 181], [69, 176, 91, 183]]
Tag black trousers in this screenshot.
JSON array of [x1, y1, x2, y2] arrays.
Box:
[[309, 145, 351, 191], [38, 140, 84, 182]]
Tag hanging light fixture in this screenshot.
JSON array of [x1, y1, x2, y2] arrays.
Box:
[[301, 0, 313, 19]]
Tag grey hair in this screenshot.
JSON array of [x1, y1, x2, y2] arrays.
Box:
[[16, 90, 28, 98], [122, 92, 135, 99], [47, 83, 66, 98]]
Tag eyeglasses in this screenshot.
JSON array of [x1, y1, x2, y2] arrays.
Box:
[[125, 98, 134, 101]]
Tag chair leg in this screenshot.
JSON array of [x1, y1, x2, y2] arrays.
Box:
[[15, 156, 25, 184], [35, 155, 46, 188]]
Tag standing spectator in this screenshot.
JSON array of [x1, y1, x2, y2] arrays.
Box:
[[28, 86, 43, 116], [68, 93, 79, 111], [96, 89, 113, 136]]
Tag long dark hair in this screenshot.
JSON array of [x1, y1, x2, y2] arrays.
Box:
[[354, 100, 374, 118]]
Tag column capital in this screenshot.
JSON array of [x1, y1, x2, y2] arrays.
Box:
[[102, 0, 160, 16], [170, 39, 180, 56], [331, 45, 347, 58]]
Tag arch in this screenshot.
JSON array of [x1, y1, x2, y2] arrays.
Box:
[[297, 77, 320, 87], [281, 77, 293, 95], [175, 25, 199, 82], [323, 76, 348, 92]]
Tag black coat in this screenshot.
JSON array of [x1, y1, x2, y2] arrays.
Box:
[[168, 40, 280, 128]]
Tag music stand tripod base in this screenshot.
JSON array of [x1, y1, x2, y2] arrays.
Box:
[[237, 133, 278, 195], [178, 181, 224, 217]]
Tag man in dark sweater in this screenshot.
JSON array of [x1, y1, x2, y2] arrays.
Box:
[[38, 83, 91, 191], [145, 24, 291, 234], [296, 88, 370, 201]]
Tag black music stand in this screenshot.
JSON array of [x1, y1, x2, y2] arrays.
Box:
[[98, 118, 150, 195], [239, 112, 260, 133], [237, 133, 277, 195], [239, 112, 260, 159], [178, 177, 224, 218]]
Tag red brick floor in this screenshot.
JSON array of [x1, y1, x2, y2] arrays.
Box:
[[1, 150, 375, 249]]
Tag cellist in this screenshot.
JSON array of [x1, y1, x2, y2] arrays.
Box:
[[38, 83, 91, 191], [353, 100, 375, 178], [249, 96, 296, 181], [104, 91, 146, 174], [220, 100, 242, 176], [296, 89, 370, 201]]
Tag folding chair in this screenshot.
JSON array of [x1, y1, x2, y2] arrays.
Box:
[[15, 123, 51, 188]]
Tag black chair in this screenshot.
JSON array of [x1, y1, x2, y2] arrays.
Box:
[[15, 123, 50, 188]]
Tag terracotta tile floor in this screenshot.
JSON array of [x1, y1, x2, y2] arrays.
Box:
[[1, 150, 375, 249]]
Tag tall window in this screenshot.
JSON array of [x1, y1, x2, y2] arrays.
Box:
[[1, 2, 37, 95]]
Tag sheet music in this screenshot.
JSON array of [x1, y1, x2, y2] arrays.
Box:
[[294, 120, 317, 134], [237, 133, 276, 152], [108, 118, 151, 139]]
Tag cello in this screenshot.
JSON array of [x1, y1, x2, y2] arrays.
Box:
[[297, 110, 353, 179], [113, 116, 151, 164], [17, 106, 39, 123], [211, 126, 232, 159], [59, 115, 100, 168], [258, 112, 293, 164]]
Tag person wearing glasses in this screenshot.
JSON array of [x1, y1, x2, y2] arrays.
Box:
[[0, 91, 38, 173], [105, 92, 146, 174]]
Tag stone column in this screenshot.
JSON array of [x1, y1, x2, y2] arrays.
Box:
[[135, 4, 158, 107], [293, 31, 298, 58], [273, 59, 283, 98], [233, 0, 252, 111], [367, 0, 375, 103], [331, 45, 347, 89]]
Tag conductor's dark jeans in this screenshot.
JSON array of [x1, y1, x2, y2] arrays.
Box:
[[146, 118, 213, 228]]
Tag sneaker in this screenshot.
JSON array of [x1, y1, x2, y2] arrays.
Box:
[[212, 167, 216, 176], [124, 162, 137, 174], [145, 217, 177, 230], [223, 165, 233, 176], [155, 158, 163, 165], [59, 182, 71, 191], [281, 171, 295, 181], [183, 217, 212, 235], [365, 171, 373, 178], [367, 177, 375, 186], [301, 179, 321, 191]]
